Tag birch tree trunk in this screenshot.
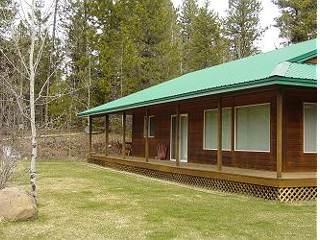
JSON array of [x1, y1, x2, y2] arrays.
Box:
[[29, 0, 37, 200]]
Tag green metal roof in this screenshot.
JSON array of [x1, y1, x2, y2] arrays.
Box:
[[79, 39, 317, 117]]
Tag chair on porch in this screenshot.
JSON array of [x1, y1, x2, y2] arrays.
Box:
[[113, 140, 132, 156], [157, 143, 167, 160]]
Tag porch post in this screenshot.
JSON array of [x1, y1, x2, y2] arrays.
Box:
[[276, 89, 283, 178], [175, 104, 180, 166], [217, 97, 222, 171], [145, 108, 149, 162], [122, 112, 126, 159], [105, 114, 109, 156], [88, 115, 92, 154], [231, 104, 235, 151]]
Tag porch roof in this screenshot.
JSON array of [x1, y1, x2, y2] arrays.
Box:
[[78, 39, 316, 117]]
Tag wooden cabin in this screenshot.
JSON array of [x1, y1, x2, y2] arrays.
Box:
[[79, 39, 317, 201]]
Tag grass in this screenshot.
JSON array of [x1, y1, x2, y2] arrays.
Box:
[[0, 161, 316, 240]]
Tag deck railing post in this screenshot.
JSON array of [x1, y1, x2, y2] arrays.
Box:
[[145, 108, 149, 162], [175, 104, 180, 166], [122, 112, 126, 159], [217, 97, 222, 171], [89, 115, 92, 154], [105, 114, 109, 156], [277, 89, 283, 178]]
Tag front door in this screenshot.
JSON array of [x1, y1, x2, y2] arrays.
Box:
[[170, 114, 188, 162]]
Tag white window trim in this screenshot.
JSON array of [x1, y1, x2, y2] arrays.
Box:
[[234, 103, 271, 153], [179, 113, 188, 163], [203, 107, 232, 151], [169, 114, 188, 162], [144, 115, 155, 138], [303, 102, 317, 154]]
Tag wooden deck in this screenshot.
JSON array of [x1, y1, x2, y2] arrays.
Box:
[[89, 154, 316, 188]]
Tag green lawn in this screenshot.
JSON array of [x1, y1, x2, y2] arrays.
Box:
[[0, 161, 316, 240]]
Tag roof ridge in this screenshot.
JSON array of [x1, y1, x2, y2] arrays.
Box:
[[78, 39, 317, 117], [178, 38, 317, 78]]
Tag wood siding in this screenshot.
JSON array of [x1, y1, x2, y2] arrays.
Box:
[[131, 86, 316, 172], [283, 87, 317, 171]]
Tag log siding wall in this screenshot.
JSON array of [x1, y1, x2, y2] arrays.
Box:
[[283, 87, 317, 171], [131, 86, 316, 172]]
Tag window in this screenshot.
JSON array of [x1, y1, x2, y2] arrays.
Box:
[[304, 103, 317, 153], [204, 110, 217, 149], [148, 116, 155, 137], [144, 116, 155, 137], [235, 103, 270, 152], [222, 109, 231, 150], [203, 108, 231, 150]]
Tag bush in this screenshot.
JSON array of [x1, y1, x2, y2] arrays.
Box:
[[0, 146, 20, 189], [0, 130, 21, 189]]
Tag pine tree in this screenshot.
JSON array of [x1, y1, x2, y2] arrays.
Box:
[[273, 0, 316, 43], [186, 1, 224, 71], [130, 0, 180, 88], [66, 0, 94, 100], [87, 0, 180, 101], [60, 0, 96, 127], [179, 0, 198, 73], [223, 0, 264, 59], [179, 0, 224, 73]]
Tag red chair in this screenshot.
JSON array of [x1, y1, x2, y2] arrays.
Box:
[[157, 143, 167, 160]]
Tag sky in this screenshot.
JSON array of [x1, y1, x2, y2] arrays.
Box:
[[172, 0, 284, 53]]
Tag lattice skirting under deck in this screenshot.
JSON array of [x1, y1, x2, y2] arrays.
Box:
[[88, 158, 317, 202]]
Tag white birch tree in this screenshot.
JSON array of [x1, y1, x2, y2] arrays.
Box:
[[29, 0, 37, 198], [0, 0, 55, 200]]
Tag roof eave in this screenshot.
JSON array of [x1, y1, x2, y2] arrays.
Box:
[[78, 77, 316, 117], [288, 49, 317, 63]]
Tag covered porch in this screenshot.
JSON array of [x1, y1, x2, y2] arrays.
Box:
[[87, 153, 316, 201], [87, 87, 291, 179], [80, 40, 317, 201], [88, 154, 316, 187], [84, 86, 317, 201]]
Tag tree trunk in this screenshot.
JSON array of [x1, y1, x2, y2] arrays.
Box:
[[45, 0, 59, 126], [29, 0, 37, 200], [84, 0, 91, 127]]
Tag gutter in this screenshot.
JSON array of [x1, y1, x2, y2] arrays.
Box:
[[78, 76, 316, 117]]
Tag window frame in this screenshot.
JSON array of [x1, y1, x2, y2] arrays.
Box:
[[234, 103, 271, 153], [179, 113, 189, 162], [144, 115, 155, 138], [303, 102, 317, 154], [169, 114, 189, 162], [169, 114, 177, 161], [203, 107, 232, 151]]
